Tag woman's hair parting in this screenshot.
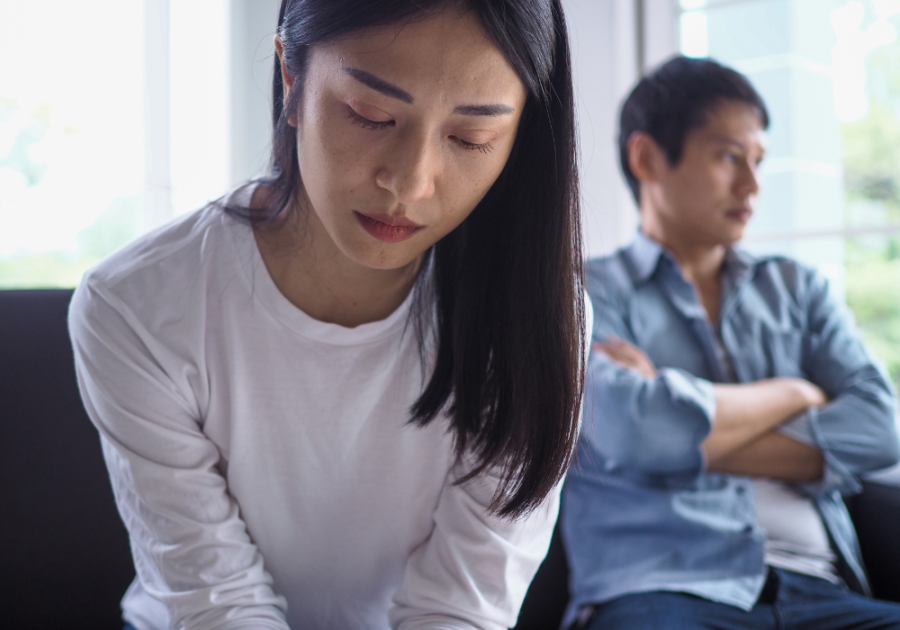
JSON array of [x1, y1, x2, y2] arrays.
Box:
[[223, 0, 585, 518]]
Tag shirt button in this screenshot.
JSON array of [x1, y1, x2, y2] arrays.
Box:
[[743, 525, 753, 534], [736, 486, 745, 495]]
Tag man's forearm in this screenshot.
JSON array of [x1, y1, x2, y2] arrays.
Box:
[[707, 431, 824, 482], [703, 378, 826, 466]]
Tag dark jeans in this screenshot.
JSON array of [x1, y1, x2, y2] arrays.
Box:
[[582, 568, 900, 630]]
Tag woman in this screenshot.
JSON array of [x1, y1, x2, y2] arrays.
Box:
[[69, 0, 586, 628]]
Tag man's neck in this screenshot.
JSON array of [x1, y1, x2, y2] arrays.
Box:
[[641, 221, 726, 323], [666, 240, 726, 286], [641, 221, 726, 286]]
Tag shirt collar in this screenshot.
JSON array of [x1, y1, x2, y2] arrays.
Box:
[[723, 245, 756, 286], [623, 231, 667, 285], [623, 230, 758, 287]]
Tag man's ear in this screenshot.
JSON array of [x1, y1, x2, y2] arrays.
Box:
[[274, 35, 297, 127], [627, 132, 665, 185]]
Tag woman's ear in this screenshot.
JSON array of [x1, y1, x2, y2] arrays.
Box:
[[274, 35, 297, 127], [627, 131, 664, 185]]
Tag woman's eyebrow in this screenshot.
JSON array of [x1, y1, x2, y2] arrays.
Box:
[[342, 67, 514, 116], [453, 104, 515, 116], [343, 67, 413, 103]]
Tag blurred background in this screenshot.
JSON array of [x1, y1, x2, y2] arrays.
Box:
[[2, 0, 900, 396]]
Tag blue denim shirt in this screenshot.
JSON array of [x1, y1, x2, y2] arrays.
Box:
[[561, 232, 900, 627]]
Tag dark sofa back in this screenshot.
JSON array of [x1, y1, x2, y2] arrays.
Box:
[[1, 289, 133, 630]]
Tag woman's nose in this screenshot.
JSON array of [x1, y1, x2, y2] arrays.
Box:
[[375, 129, 438, 204]]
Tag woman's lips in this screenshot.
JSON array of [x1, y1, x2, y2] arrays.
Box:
[[354, 211, 424, 243]]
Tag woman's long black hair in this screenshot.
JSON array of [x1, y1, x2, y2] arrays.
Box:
[[225, 0, 585, 518]]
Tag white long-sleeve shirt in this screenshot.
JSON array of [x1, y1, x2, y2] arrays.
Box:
[[68, 192, 563, 630]]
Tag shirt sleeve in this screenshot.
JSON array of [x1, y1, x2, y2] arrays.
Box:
[[777, 269, 900, 497], [388, 291, 594, 630], [388, 464, 560, 630], [68, 279, 289, 630], [583, 286, 716, 486]]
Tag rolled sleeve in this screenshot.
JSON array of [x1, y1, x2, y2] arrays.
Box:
[[585, 351, 716, 484], [788, 270, 900, 496], [778, 409, 861, 496]]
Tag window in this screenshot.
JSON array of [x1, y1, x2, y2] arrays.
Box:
[[0, 1, 144, 287], [679, 0, 900, 393], [0, 0, 277, 289]]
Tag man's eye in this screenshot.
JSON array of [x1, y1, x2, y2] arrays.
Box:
[[347, 110, 393, 130]]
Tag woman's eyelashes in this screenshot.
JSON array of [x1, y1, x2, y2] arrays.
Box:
[[347, 110, 393, 130], [453, 137, 495, 153], [346, 108, 495, 153]]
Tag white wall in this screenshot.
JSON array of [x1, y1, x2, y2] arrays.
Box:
[[141, 0, 280, 230], [564, 0, 647, 258], [229, 0, 281, 186], [643, 0, 680, 71]]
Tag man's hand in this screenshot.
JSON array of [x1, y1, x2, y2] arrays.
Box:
[[793, 378, 829, 409], [594, 336, 657, 378]]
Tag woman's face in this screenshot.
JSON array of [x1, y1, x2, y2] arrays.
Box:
[[278, 8, 528, 271]]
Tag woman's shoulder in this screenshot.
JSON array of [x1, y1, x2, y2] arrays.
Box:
[[73, 199, 253, 330], [92, 203, 238, 282]]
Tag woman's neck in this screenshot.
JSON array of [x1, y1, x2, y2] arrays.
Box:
[[253, 197, 421, 329]]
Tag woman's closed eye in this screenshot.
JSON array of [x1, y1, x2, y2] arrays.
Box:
[[347, 109, 394, 130], [346, 102, 498, 154], [452, 136, 494, 153]]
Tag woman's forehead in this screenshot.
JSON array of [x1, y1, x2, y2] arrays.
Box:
[[310, 9, 526, 106]]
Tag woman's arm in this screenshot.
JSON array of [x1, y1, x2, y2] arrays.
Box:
[[69, 280, 289, 630], [390, 293, 595, 630], [388, 459, 560, 630]]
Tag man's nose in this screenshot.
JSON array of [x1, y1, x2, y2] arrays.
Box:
[[737, 159, 761, 197]]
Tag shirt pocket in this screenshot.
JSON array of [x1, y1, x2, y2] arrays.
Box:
[[761, 326, 807, 379]]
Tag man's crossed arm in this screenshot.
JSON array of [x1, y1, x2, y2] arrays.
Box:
[[594, 336, 825, 482]]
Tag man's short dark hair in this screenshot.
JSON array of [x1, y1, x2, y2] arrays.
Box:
[[619, 55, 770, 204]]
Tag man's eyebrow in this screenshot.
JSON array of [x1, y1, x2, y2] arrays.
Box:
[[710, 135, 766, 158], [453, 104, 515, 116], [710, 135, 748, 151], [342, 67, 413, 104]]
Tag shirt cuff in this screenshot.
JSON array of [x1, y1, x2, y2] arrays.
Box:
[[777, 408, 861, 497]]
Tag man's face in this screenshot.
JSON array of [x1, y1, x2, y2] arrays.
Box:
[[644, 99, 767, 248]]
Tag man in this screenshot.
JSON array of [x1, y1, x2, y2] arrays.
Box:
[[562, 56, 900, 630]]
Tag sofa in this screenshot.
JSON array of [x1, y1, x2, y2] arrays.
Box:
[[2, 288, 899, 630]]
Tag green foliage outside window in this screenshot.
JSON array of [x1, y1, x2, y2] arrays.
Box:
[[0, 96, 140, 288], [841, 19, 900, 392]]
